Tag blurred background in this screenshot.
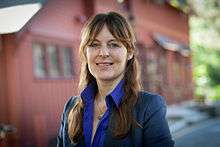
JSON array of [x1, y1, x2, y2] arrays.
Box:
[[0, 0, 220, 147]]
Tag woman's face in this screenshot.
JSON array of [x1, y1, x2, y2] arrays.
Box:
[[85, 25, 132, 83]]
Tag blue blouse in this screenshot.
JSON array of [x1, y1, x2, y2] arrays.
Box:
[[80, 80, 124, 147]]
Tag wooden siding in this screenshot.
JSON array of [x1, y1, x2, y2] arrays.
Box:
[[0, 0, 193, 146], [0, 36, 9, 123]]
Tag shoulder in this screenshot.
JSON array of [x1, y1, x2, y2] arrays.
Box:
[[133, 91, 167, 119], [136, 92, 174, 146], [62, 96, 80, 118], [137, 91, 166, 108], [58, 96, 81, 146]]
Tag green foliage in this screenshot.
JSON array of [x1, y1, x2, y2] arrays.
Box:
[[169, 0, 190, 13], [188, 0, 220, 35], [190, 8, 220, 101], [166, 0, 220, 101], [207, 63, 220, 86], [208, 85, 220, 101]]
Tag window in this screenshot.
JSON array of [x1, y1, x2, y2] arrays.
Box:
[[47, 45, 60, 77], [147, 52, 158, 92], [174, 55, 182, 101], [33, 43, 46, 78], [32, 42, 73, 79], [61, 47, 73, 77], [159, 54, 167, 83], [174, 58, 180, 82]]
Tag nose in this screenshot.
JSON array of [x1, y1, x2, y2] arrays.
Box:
[[98, 46, 109, 57]]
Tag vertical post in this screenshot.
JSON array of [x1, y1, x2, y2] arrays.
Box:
[[3, 34, 20, 147], [167, 50, 174, 103]]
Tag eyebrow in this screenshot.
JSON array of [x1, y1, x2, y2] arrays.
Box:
[[92, 39, 118, 43]]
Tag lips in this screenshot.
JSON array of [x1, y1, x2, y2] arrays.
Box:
[[96, 62, 113, 70], [96, 62, 113, 66]]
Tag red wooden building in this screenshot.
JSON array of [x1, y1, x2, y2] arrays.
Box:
[[0, 0, 193, 146]]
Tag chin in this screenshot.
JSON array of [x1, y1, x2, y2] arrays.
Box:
[[96, 73, 124, 82], [96, 76, 116, 82]]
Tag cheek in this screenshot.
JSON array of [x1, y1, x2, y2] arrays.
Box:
[[114, 49, 128, 63]]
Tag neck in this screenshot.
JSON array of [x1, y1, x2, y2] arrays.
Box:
[[96, 77, 123, 102]]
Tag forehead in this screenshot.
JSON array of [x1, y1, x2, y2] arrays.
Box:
[[94, 25, 116, 42]]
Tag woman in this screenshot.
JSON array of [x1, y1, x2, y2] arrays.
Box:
[[57, 12, 174, 147]]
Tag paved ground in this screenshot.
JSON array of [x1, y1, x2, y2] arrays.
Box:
[[173, 118, 220, 147]]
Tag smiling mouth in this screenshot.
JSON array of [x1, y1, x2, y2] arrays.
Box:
[[96, 63, 114, 66]]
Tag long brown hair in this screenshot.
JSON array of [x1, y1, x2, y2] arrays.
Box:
[[68, 11, 141, 143]]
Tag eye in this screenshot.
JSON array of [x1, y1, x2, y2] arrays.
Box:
[[108, 42, 120, 49], [88, 42, 100, 48]]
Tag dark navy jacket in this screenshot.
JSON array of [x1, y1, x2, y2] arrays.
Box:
[[57, 91, 174, 147]]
